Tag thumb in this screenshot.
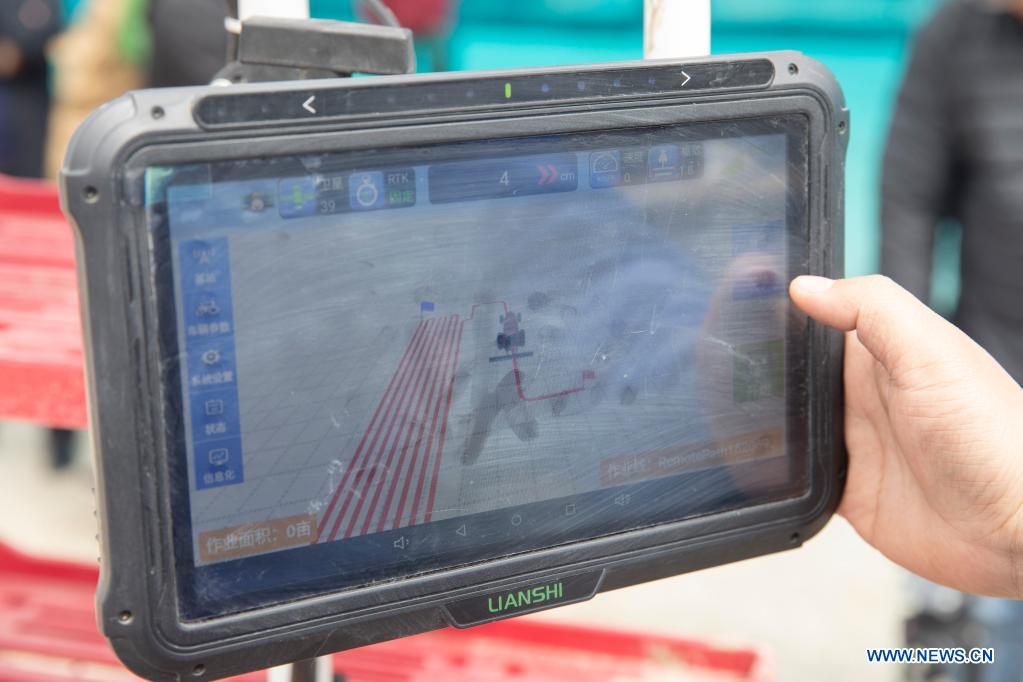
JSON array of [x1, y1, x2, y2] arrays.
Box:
[[788, 274, 949, 378]]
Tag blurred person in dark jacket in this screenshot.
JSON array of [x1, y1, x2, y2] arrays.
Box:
[[882, 1, 1023, 680], [882, 0, 1023, 381], [0, 0, 60, 178]]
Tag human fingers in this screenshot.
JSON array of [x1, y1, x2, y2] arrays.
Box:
[[789, 274, 950, 380]]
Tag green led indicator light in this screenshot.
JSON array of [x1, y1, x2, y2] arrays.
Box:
[[504, 82, 512, 99]]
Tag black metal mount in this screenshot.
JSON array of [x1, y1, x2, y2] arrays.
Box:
[[214, 14, 415, 84]]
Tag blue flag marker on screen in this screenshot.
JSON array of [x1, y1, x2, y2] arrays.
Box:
[[420, 301, 435, 319]]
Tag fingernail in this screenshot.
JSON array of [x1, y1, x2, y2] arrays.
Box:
[[794, 275, 834, 293]]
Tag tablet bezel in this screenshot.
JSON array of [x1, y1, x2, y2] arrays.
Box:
[[62, 53, 846, 681]]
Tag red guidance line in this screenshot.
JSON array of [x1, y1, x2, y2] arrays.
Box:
[[342, 316, 452, 539], [317, 319, 430, 541], [327, 318, 444, 541], [353, 316, 458, 538], [410, 315, 462, 526], [388, 314, 459, 531]]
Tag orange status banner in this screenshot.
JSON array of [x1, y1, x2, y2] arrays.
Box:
[[198, 512, 318, 563], [599, 429, 783, 486]]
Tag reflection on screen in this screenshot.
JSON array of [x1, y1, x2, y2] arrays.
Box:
[[154, 119, 807, 615]]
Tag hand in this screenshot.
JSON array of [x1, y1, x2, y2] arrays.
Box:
[[790, 275, 1023, 598]]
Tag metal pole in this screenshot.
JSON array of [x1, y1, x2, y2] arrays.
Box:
[[267, 657, 333, 682], [250, 0, 332, 670], [231, 0, 327, 673], [644, 0, 711, 59], [237, 0, 310, 20]]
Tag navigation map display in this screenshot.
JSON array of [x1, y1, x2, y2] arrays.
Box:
[[150, 116, 810, 618]]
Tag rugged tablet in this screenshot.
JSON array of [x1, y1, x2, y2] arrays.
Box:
[[62, 51, 847, 681]]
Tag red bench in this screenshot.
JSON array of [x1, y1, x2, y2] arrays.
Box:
[[0, 174, 86, 429]]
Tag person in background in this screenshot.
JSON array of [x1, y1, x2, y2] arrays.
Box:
[[882, 0, 1023, 379], [0, 0, 61, 178], [44, 0, 146, 179], [881, 0, 1023, 680], [44, 0, 237, 178]]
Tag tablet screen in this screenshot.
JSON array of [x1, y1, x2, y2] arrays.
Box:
[[148, 115, 810, 618]]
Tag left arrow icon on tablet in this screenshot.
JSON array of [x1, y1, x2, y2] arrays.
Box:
[[302, 95, 317, 114]]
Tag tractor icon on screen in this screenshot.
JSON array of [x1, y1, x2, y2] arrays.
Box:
[[195, 297, 220, 317], [496, 311, 525, 352]]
